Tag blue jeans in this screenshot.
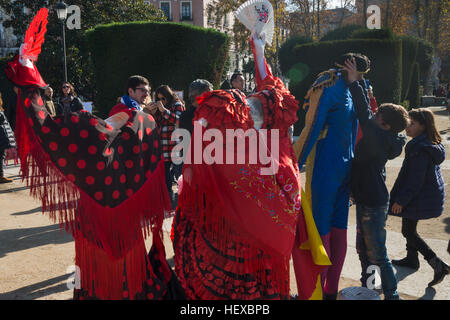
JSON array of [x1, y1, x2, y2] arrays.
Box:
[[356, 202, 399, 300]]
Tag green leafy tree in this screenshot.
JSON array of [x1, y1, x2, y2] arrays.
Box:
[[0, 0, 166, 101]]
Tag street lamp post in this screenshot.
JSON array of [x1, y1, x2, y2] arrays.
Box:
[[55, 0, 68, 83]]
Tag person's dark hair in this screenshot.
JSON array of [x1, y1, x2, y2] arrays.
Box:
[[336, 53, 371, 74], [126, 75, 150, 94], [230, 73, 243, 83], [377, 103, 409, 133], [60, 81, 76, 97], [189, 79, 213, 95], [220, 80, 231, 89], [155, 85, 182, 106], [408, 108, 442, 144]]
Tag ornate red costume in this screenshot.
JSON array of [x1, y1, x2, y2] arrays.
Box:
[[173, 35, 325, 299]]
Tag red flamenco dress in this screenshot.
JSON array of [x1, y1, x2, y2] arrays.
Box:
[[173, 37, 318, 299], [5, 8, 184, 300]]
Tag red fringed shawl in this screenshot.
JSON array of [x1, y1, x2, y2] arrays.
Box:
[[15, 87, 171, 299]]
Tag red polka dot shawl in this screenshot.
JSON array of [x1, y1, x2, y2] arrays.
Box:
[[5, 8, 173, 300], [13, 87, 171, 298]]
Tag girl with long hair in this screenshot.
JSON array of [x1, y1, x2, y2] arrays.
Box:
[[390, 108, 449, 287]]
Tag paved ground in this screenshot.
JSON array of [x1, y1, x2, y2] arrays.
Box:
[[0, 107, 449, 300]]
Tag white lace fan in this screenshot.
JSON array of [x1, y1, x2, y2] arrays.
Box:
[[234, 0, 274, 46]]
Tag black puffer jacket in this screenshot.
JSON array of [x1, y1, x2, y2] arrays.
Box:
[[389, 134, 445, 220], [0, 110, 16, 150], [56, 95, 84, 115], [349, 81, 407, 207]]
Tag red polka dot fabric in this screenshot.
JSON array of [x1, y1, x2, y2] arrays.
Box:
[[21, 91, 163, 208]]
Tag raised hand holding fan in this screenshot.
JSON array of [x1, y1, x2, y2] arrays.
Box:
[[234, 0, 274, 46]]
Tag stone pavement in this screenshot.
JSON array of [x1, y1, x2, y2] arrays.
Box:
[[1, 158, 448, 300], [0, 107, 449, 300]]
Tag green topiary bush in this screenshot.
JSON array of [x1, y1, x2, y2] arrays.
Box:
[[319, 24, 365, 42], [415, 37, 434, 83], [86, 21, 230, 117], [408, 62, 420, 108], [399, 36, 419, 101], [350, 27, 396, 40]]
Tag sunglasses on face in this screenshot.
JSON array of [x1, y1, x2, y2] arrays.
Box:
[[62, 86, 70, 89], [135, 87, 150, 94]]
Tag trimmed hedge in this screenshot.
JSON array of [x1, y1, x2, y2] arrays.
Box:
[[350, 28, 396, 40], [319, 24, 364, 42], [86, 21, 230, 117], [415, 37, 434, 82], [399, 36, 419, 101], [408, 62, 420, 108], [279, 39, 402, 135]]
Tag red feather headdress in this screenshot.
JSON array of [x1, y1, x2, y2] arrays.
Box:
[[5, 8, 48, 88]]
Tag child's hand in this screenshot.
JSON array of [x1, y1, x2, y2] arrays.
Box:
[[343, 58, 359, 84], [391, 202, 403, 214]]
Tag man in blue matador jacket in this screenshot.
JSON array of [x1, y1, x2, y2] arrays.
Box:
[[293, 53, 371, 300]]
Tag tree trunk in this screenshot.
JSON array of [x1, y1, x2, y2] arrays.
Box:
[[363, 0, 368, 26], [317, 0, 320, 38], [415, 0, 422, 37]]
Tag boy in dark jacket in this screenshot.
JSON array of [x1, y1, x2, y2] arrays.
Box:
[[343, 58, 409, 300]]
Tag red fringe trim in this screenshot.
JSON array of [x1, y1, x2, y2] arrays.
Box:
[[174, 208, 290, 299], [14, 91, 172, 299], [75, 232, 148, 300], [177, 180, 291, 299]]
